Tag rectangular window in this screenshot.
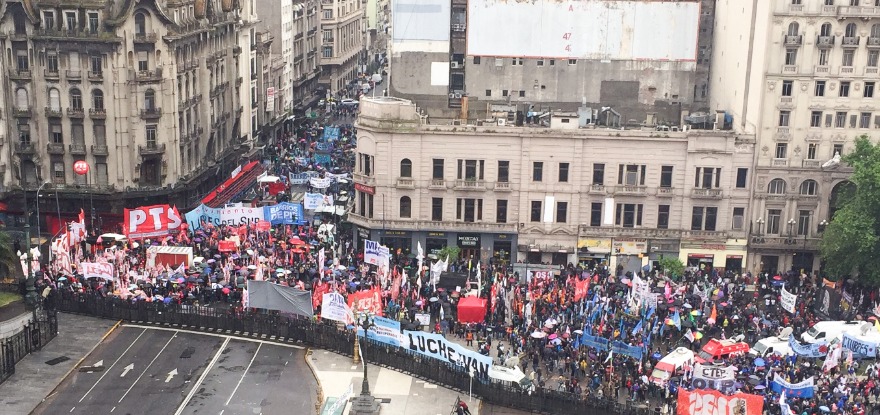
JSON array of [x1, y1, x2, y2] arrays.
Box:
[[781, 80, 793, 96], [590, 203, 602, 227], [556, 202, 568, 223], [691, 207, 704, 231], [869, 50, 880, 67], [866, 82, 876, 98], [657, 205, 670, 229], [815, 80, 826, 97], [767, 209, 782, 234], [735, 168, 748, 188], [532, 162, 543, 181], [47, 53, 58, 72], [91, 55, 103, 74], [615, 203, 642, 228], [807, 143, 818, 160], [497, 161, 509, 182], [775, 143, 788, 159], [798, 210, 811, 236], [496, 200, 507, 223], [694, 167, 722, 189], [145, 125, 157, 146], [87, 12, 99, 33], [473, 56, 481, 65], [819, 49, 829, 66], [834, 143, 844, 156], [850, 114, 858, 128], [65, 11, 77, 31], [50, 124, 62, 144], [784, 48, 797, 65], [705, 207, 718, 231], [840, 81, 851, 97], [558, 163, 569, 182], [810, 111, 822, 127], [71, 123, 84, 145], [732, 207, 745, 230], [431, 198, 443, 221], [825, 113, 833, 127], [660, 166, 673, 188], [457, 159, 484, 180], [861, 112, 872, 128], [836, 112, 847, 128], [779, 110, 790, 127], [43, 11, 55, 30], [53, 161, 65, 184], [432, 159, 444, 179], [592, 163, 605, 185], [96, 162, 108, 186], [530, 201, 542, 222], [843, 50, 855, 67], [618, 164, 646, 185], [456, 198, 482, 222], [485, 89, 491, 97]]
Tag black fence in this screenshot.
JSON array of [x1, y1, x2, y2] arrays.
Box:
[[57, 293, 652, 415], [0, 311, 59, 384]]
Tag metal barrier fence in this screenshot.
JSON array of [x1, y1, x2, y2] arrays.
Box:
[[57, 293, 653, 415], [0, 311, 59, 384]]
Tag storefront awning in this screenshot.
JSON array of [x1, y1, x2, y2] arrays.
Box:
[[201, 161, 265, 208]]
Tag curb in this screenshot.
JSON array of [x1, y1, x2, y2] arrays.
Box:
[[32, 319, 121, 413], [304, 348, 324, 415]]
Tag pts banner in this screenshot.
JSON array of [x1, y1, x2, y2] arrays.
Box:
[[124, 205, 182, 239]]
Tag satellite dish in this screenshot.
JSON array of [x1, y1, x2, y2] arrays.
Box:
[[821, 151, 841, 170], [862, 323, 871, 336], [779, 327, 793, 339]]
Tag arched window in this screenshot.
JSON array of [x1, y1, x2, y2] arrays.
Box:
[[48, 88, 60, 111], [800, 179, 818, 195], [399, 196, 411, 218], [768, 178, 787, 194], [15, 88, 28, 110], [70, 88, 82, 110], [400, 158, 412, 178], [820, 23, 832, 37], [144, 89, 155, 110], [92, 89, 104, 110], [787, 22, 799, 36], [846, 23, 857, 37], [134, 12, 147, 36]]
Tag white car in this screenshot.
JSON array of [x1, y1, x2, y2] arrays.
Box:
[[340, 99, 359, 106], [749, 327, 794, 357], [802, 320, 871, 344]]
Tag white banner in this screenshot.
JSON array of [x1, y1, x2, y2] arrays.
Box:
[[81, 262, 114, 281], [219, 206, 265, 226], [403, 330, 492, 378], [303, 193, 333, 210], [692, 363, 737, 394], [781, 285, 797, 314], [309, 177, 333, 189], [842, 332, 878, 358], [321, 292, 353, 324], [364, 240, 383, 265]]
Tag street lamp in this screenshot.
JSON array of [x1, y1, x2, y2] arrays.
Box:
[[818, 219, 829, 233], [350, 312, 380, 415], [17, 163, 37, 309], [35, 181, 49, 265]]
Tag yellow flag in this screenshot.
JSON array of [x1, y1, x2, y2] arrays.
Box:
[[874, 319, 880, 333]]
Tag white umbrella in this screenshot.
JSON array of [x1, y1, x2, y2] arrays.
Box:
[[530, 331, 547, 339], [258, 175, 281, 183]]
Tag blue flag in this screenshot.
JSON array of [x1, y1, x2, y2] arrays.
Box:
[[619, 320, 627, 340], [672, 310, 682, 331], [632, 319, 643, 336]]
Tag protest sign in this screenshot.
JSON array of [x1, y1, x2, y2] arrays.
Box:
[[263, 202, 306, 225], [364, 240, 383, 265], [788, 334, 829, 358], [321, 292, 353, 324], [80, 262, 114, 281], [770, 374, 814, 398], [357, 316, 405, 347], [310, 177, 333, 188], [691, 363, 737, 394], [676, 389, 764, 415], [348, 287, 383, 316], [125, 205, 182, 238], [781, 285, 797, 313], [842, 332, 878, 358], [403, 330, 492, 379]]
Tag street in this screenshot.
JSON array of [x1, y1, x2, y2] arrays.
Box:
[[34, 325, 318, 415]]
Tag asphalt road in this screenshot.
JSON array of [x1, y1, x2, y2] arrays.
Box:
[[34, 325, 318, 415]]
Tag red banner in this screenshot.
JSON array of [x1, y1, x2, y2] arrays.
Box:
[[256, 220, 271, 232], [348, 287, 384, 317], [573, 278, 589, 302], [218, 240, 236, 252], [124, 205, 182, 239], [676, 389, 763, 415], [312, 282, 328, 309]]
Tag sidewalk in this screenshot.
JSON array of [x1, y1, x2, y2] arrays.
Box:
[[308, 348, 481, 415], [0, 313, 117, 414]]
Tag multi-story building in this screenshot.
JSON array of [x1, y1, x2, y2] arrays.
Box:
[[253, 0, 321, 116], [319, 0, 364, 93], [0, 0, 254, 232], [388, 0, 715, 124], [350, 97, 756, 275], [711, 0, 869, 275]]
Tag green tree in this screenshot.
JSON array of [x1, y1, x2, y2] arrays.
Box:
[[437, 246, 460, 263], [658, 256, 685, 280], [0, 230, 21, 281], [820, 135, 880, 285]]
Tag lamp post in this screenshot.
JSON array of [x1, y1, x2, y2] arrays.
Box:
[[17, 163, 37, 309], [35, 181, 49, 266], [72, 160, 92, 231], [350, 312, 380, 415]]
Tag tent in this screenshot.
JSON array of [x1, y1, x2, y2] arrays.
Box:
[[457, 296, 487, 323]]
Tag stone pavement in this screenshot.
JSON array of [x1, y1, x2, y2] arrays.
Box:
[[0, 313, 117, 415], [308, 348, 481, 415]]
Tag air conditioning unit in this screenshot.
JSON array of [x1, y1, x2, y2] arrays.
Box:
[[450, 62, 461, 69], [451, 119, 462, 125], [453, 93, 462, 98], [497, 119, 506, 126]]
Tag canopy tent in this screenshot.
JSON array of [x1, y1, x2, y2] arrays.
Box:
[[147, 246, 194, 269], [457, 296, 487, 324]]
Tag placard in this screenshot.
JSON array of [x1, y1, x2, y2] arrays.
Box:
[[676, 389, 764, 415], [781, 285, 797, 314], [80, 262, 114, 281], [321, 292, 353, 324], [770, 374, 814, 398], [692, 363, 736, 394], [263, 202, 306, 225], [310, 177, 333, 189], [348, 287, 383, 316], [357, 316, 405, 347], [364, 240, 383, 265], [842, 332, 877, 358]]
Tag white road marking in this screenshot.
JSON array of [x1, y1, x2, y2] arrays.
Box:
[[78, 328, 148, 403], [93, 360, 103, 367], [110, 406, 116, 413], [69, 407, 75, 412], [120, 364, 134, 377], [173, 337, 231, 415], [165, 368, 178, 383], [118, 333, 177, 403], [122, 324, 304, 349], [225, 343, 262, 406]]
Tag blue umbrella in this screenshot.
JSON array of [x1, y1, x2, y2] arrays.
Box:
[[754, 357, 765, 367], [819, 406, 830, 413]]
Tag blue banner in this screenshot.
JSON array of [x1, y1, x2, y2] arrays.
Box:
[[788, 335, 828, 358], [316, 142, 333, 152], [580, 334, 610, 351], [611, 340, 644, 360], [263, 202, 306, 225], [842, 332, 878, 359], [321, 126, 340, 142], [185, 204, 221, 230], [357, 316, 403, 347], [770, 374, 814, 398], [314, 154, 332, 165]]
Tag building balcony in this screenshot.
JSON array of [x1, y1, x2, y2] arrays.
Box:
[[814, 65, 830, 75], [821, 5, 838, 14], [589, 184, 606, 194], [44, 107, 62, 118], [138, 143, 166, 156], [140, 107, 162, 119], [691, 188, 722, 199], [495, 181, 512, 191], [395, 178, 414, 188], [866, 67, 879, 76], [772, 158, 789, 167], [781, 65, 798, 74], [9, 69, 32, 80], [14, 142, 35, 155], [816, 35, 835, 48], [802, 160, 822, 168], [88, 71, 103, 81], [348, 214, 518, 234], [428, 178, 445, 189], [12, 107, 32, 118], [838, 5, 880, 18], [778, 96, 794, 109], [43, 69, 60, 80], [133, 32, 158, 44], [577, 226, 729, 240], [91, 144, 109, 156], [353, 173, 377, 187], [612, 185, 647, 195], [67, 107, 85, 118], [32, 28, 122, 43], [783, 34, 802, 46], [89, 108, 107, 119], [134, 68, 163, 83], [66, 70, 82, 80], [6, 30, 26, 41], [842, 36, 860, 48], [657, 187, 675, 197], [749, 235, 819, 250], [840, 66, 855, 75], [46, 143, 65, 155], [69, 143, 87, 155], [454, 179, 486, 191]]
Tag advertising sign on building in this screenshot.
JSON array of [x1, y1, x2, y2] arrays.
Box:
[[266, 87, 275, 112]]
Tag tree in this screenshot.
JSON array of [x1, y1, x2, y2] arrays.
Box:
[[658, 256, 685, 280], [820, 135, 880, 285], [0, 230, 21, 281], [437, 246, 460, 263]]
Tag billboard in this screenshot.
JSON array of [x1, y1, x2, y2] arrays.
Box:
[[392, 0, 450, 42], [467, 0, 700, 60]]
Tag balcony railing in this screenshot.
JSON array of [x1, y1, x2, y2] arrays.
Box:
[[32, 28, 122, 43], [814, 65, 830, 74], [44, 107, 62, 118], [428, 179, 445, 189], [68, 143, 87, 155], [133, 32, 158, 43], [454, 179, 486, 190], [88, 71, 103, 81], [783, 34, 802, 46], [14, 142, 35, 154], [816, 35, 835, 48], [691, 188, 722, 199], [12, 107, 32, 118], [612, 185, 647, 195], [91, 145, 109, 156], [43, 69, 60, 79], [140, 107, 162, 119], [9, 69, 32, 80], [838, 6, 880, 18], [866, 67, 879, 76], [842, 36, 860, 48], [802, 160, 822, 168], [46, 143, 65, 155], [67, 107, 85, 118], [396, 178, 414, 188], [66, 70, 82, 80], [772, 158, 789, 167], [134, 68, 163, 82], [657, 187, 674, 197], [89, 108, 107, 119], [781, 65, 798, 74], [495, 182, 511, 191], [589, 184, 606, 193], [138, 143, 166, 156]]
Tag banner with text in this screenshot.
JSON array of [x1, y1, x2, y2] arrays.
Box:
[[676, 389, 764, 415], [788, 335, 829, 358], [80, 262, 115, 281], [403, 330, 492, 379], [781, 285, 797, 314], [357, 316, 405, 347], [691, 364, 737, 394], [842, 332, 878, 358], [770, 374, 814, 398], [303, 193, 333, 210], [321, 292, 353, 324], [263, 202, 306, 225], [347, 287, 383, 316], [125, 205, 182, 238]]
